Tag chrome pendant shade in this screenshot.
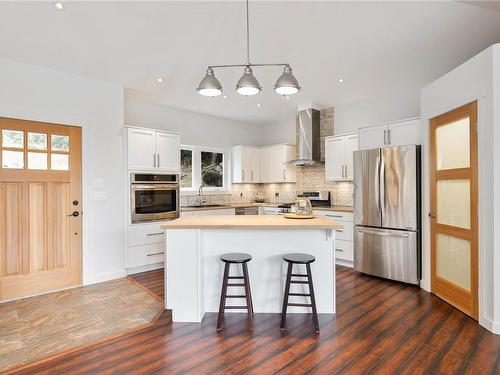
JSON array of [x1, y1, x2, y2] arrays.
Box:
[[236, 65, 261, 96], [197, 67, 222, 97], [197, 0, 300, 97], [275, 65, 300, 95]]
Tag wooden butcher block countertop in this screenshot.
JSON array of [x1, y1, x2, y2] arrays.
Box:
[[161, 215, 344, 230]]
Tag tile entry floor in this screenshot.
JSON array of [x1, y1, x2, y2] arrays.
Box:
[[0, 277, 164, 372]]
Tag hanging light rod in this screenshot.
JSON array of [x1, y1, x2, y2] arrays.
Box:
[[197, 0, 301, 97]]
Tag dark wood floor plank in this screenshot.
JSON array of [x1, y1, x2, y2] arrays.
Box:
[[8, 266, 500, 375]]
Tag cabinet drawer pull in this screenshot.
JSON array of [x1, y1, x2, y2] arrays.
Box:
[[337, 229, 344, 232], [326, 214, 343, 218], [147, 252, 164, 257], [147, 232, 164, 236], [335, 248, 344, 252]]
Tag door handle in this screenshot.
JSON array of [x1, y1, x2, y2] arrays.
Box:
[[157, 154, 160, 168], [67, 211, 80, 217], [251, 170, 254, 181], [357, 227, 409, 238]]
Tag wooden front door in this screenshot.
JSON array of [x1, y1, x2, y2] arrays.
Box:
[[429, 102, 478, 319], [0, 117, 82, 301]]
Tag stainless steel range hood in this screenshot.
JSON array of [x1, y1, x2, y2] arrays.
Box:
[[285, 108, 321, 166]]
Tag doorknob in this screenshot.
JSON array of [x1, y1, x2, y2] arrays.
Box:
[[428, 212, 436, 219], [67, 211, 80, 217]]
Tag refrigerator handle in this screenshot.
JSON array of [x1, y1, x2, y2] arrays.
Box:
[[375, 155, 381, 216], [357, 227, 409, 238], [380, 154, 386, 218]]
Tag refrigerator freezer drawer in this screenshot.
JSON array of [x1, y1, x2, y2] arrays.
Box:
[[354, 226, 418, 284]]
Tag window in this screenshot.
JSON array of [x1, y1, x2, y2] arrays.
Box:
[[180, 146, 227, 192], [201, 151, 223, 187], [1, 129, 70, 171]]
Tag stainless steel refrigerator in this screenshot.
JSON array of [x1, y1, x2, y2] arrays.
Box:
[[353, 145, 421, 284]]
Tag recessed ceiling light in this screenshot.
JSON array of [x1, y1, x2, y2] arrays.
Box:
[[223, 95, 228, 99], [157, 77, 163, 83], [54, 2, 64, 10], [256, 103, 262, 107], [285, 96, 290, 100], [338, 78, 344, 83]]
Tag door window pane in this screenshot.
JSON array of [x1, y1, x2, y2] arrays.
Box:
[[2, 129, 24, 148], [51, 154, 69, 170], [180, 149, 193, 188], [28, 132, 48, 150], [51, 135, 69, 151], [28, 152, 48, 170], [436, 117, 470, 170], [2, 150, 24, 168], [437, 233, 471, 291], [201, 151, 223, 187], [437, 179, 470, 229]]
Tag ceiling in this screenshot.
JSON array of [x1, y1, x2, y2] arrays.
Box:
[[0, 1, 499, 125]]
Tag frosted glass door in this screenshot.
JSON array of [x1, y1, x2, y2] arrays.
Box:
[[429, 102, 478, 320]]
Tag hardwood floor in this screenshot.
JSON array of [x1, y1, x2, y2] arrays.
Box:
[[9, 266, 500, 374]]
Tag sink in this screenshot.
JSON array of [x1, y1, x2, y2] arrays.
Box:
[[183, 204, 228, 208]]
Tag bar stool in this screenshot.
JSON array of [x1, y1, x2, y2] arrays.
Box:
[[280, 253, 319, 333], [217, 253, 254, 331]]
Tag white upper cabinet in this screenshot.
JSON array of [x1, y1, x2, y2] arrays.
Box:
[[232, 145, 260, 183], [233, 144, 295, 183], [156, 131, 180, 172], [359, 119, 422, 150], [387, 119, 422, 147], [127, 127, 180, 172], [127, 128, 156, 170], [344, 133, 358, 179], [358, 124, 387, 151], [325, 133, 358, 181]]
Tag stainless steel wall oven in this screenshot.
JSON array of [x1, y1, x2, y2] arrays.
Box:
[[130, 173, 179, 223]]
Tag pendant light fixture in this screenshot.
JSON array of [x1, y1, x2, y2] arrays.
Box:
[[197, 0, 300, 97]]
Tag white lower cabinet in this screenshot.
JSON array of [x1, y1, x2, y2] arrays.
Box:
[[127, 222, 165, 273], [127, 243, 164, 269], [314, 210, 354, 267]]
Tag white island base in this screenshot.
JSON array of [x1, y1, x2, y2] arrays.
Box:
[[164, 217, 339, 323]]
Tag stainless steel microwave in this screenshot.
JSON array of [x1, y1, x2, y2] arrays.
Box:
[[130, 173, 180, 223]]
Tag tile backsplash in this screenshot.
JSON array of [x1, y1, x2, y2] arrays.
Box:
[[181, 106, 354, 208]]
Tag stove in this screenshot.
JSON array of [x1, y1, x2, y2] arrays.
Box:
[[277, 203, 293, 214]]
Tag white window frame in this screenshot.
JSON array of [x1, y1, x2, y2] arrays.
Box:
[[180, 144, 229, 194]]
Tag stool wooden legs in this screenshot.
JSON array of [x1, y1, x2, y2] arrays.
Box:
[[280, 262, 293, 330], [280, 262, 319, 333], [217, 262, 230, 331], [217, 262, 253, 332]]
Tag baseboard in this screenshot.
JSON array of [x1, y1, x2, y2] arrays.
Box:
[[336, 259, 353, 268], [84, 270, 127, 285], [127, 262, 164, 275], [480, 316, 500, 335]]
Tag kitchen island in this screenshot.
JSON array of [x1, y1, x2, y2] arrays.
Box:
[[161, 216, 343, 322]]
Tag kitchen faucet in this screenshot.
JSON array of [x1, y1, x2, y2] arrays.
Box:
[[198, 185, 206, 206]]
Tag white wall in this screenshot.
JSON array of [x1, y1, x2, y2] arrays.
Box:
[[262, 87, 421, 144], [334, 87, 421, 134], [0, 58, 126, 285], [124, 89, 264, 148], [421, 44, 498, 334]]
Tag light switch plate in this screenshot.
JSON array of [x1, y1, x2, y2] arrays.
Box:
[[93, 178, 104, 189], [93, 191, 108, 201]]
